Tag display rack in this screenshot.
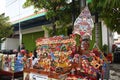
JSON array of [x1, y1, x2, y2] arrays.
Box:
[[0, 50, 23, 80]]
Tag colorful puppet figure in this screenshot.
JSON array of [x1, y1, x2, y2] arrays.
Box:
[[73, 6, 94, 40]]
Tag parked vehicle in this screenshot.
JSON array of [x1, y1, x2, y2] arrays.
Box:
[[113, 47, 120, 63], [116, 43, 120, 48]]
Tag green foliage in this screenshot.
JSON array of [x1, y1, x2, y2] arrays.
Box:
[[89, 23, 102, 50], [89, 0, 120, 33], [22, 31, 44, 51], [101, 44, 108, 53], [89, 27, 95, 50], [87, 0, 92, 3], [55, 27, 68, 36], [0, 14, 13, 43], [99, 24, 102, 49], [42, 25, 51, 32], [75, 34, 81, 47]]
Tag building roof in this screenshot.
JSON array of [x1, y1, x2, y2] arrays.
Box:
[[13, 11, 51, 31]]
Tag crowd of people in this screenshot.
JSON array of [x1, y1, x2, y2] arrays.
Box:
[[12, 43, 38, 69]]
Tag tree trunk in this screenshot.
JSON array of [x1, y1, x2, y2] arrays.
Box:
[[95, 13, 100, 46], [72, 0, 76, 25], [95, 23, 100, 46], [52, 23, 56, 36]]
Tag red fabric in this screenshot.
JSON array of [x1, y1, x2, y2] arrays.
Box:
[[20, 50, 26, 55], [92, 48, 101, 57], [107, 53, 113, 62]]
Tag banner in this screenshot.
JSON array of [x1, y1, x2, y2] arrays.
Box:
[[29, 73, 48, 80]]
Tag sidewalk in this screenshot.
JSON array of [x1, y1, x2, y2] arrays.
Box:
[[109, 63, 120, 80]]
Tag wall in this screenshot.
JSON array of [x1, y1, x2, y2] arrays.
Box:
[[22, 31, 44, 51], [102, 21, 108, 46], [1, 38, 19, 50], [101, 21, 114, 52]]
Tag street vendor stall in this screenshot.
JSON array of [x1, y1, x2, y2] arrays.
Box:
[[0, 50, 24, 79], [23, 6, 108, 80]]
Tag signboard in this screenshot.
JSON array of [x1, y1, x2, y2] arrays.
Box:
[[29, 73, 48, 80]]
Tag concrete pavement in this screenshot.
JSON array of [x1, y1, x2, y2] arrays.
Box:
[[109, 63, 120, 80]]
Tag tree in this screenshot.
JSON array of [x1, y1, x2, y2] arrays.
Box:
[[23, 0, 80, 36], [0, 14, 13, 43], [102, 0, 120, 33], [89, 0, 120, 33]]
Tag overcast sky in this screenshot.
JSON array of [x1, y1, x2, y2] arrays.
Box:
[[0, 0, 5, 14]]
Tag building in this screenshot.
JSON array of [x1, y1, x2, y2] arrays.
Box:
[[1, 0, 50, 51]]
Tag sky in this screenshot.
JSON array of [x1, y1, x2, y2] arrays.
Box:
[[0, 0, 5, 14], [0, 0, 34, 22]]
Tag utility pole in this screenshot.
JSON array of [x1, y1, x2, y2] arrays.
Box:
[[18, 0, 22, 51], [80, 0, 86, 10]]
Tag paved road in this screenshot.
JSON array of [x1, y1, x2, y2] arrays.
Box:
[[109, 63, 120, 80]]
